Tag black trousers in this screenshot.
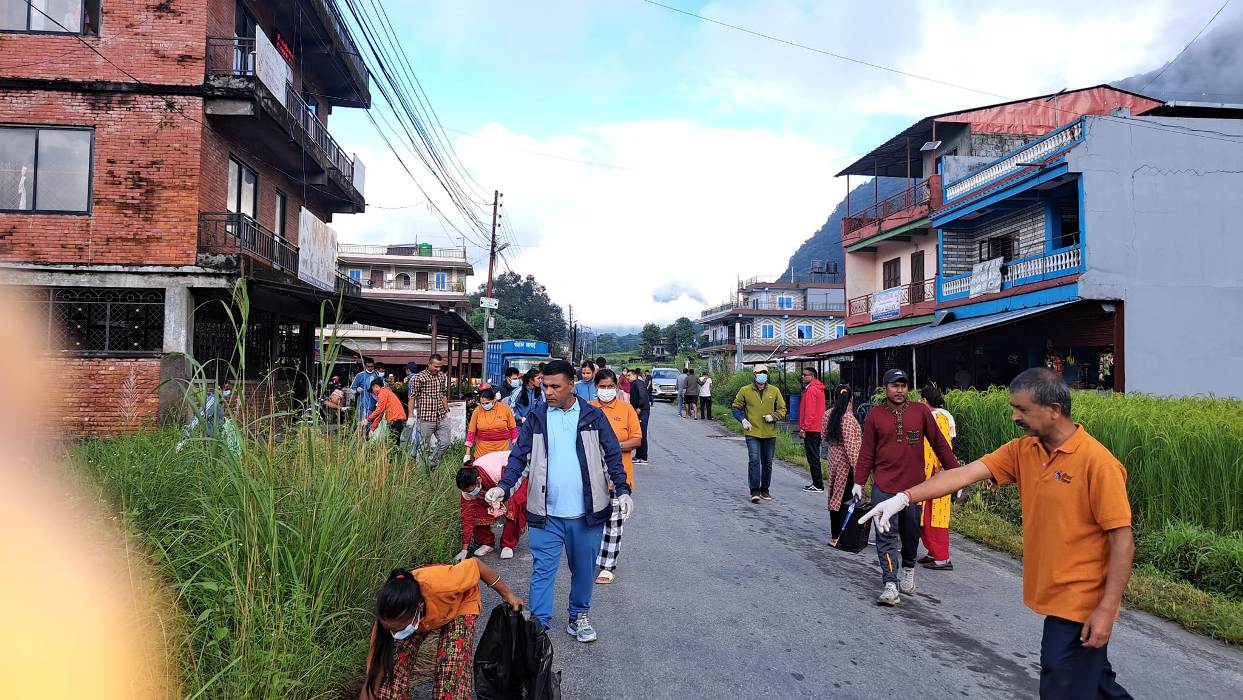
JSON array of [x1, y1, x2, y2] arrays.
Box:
[[803, 433, 823, 488], [699, 396, 712, 419], [636, 408, 650, 460], [1040, 616, 1131, 699]]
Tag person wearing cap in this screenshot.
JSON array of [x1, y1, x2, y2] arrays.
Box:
[[731, 364, 788, 503], [854, 367, 959, 606], [860, 368, 1133, 698]]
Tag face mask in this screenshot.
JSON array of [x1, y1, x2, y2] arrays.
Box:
[[597, 387, 618, 402], [466, 485, 481, 499], [755, 373, 768, 385], [392, 612, 420, 640], [510, 379, 521, 388], [482, 402, 495, 411], [221, 390, 232, 398]]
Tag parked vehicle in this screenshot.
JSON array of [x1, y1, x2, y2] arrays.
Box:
[[649, 367, 681, 402], [485, 340, 553, 388]]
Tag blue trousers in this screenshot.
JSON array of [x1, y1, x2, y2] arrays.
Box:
[[745, 436, 775, 492], [1040, 616, 1131, 699], [528, 515, 605, 627]]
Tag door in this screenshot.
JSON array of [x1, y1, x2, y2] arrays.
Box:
[[233, 2, 257, 73], [910, 251, 926, 302], [415, 271, 429, 290], [369, 269, 383, 289]]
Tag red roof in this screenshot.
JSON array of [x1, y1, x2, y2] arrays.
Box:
[[783, 326, 909, 358]]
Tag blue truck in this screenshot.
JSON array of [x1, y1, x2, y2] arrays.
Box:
[[484, 339, 553, 388]]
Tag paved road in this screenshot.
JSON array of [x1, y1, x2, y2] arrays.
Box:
[[474, 402, 1243, 699]]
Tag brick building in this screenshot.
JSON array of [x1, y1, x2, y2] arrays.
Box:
[[0, 0, 479, 435]]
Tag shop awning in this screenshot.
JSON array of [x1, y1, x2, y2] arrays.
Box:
[[783, 327, 910, 361], [845, 301, 1077, 353], [249, 279, 482, 342]]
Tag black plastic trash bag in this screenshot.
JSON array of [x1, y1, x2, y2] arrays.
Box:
[[474, 603, 561, 700], [834, 498, 875, 553]]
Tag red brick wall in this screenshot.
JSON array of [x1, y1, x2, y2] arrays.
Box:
[[56, 357, 163, 437], [0, 90, 204, 265], [0, 0, 207, 85]]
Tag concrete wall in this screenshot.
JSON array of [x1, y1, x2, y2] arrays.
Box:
[[1072, 115, 1243, 397], [942, 204, 1047, 276], [846, 235, 939, 298]]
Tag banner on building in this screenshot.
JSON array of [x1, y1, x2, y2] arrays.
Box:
[[298, 207, 337, 292], [970, 257, 1004, 298], [254, 31, 291, 108], [870, 287, 903, 322]]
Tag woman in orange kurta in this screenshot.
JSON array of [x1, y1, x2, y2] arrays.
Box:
[[918, 384, 957, 570], [465, 388, 518, 461]]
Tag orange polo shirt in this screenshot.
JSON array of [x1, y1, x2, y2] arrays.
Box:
[[590, 397, 642, 488], [980, 424, 1132, 623], [410, 559, 481, 632]]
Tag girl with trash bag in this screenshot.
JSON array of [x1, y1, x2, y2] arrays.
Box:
[[360, 562, 523, 700], [456, 449, 527, 562]]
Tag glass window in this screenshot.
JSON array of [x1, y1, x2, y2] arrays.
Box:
[[34, 129, 91, 211], [274, 190, 287, 238], [434, 272, 447, 290], [882, 258, 901, 290], [349, 269, 362, 282], [0, 126, 91, 213], [1, 1, 27, 30], [27, 0, 82, 33], [797, 323, 814, 340], [777, 295, 794, 310], [760, 323, 775, 340], [226, 157, 258, 219]]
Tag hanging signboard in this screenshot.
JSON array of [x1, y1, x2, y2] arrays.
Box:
[[298, 207, 337, 292], [870, 286, 903, 322], [480, 297, 499, 310], [970, 257, 1004, 298]]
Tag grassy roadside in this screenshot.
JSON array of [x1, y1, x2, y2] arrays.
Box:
[[952, 494, 1243, 646]]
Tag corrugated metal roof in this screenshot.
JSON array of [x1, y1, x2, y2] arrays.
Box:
[[845, 301, 1077, 352]]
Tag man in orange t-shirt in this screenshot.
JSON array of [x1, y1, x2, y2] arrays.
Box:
[[861, 368, 1133, 700]]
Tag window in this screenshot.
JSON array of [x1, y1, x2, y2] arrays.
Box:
[[882, 258, 901, 290], [760, 323, 775, 340], [348, 269, 362, 282], [434, 272, 448, 290], [777, 295, 794, 310], [910, 251, 926, 302], [3, 0, 101, 34], [797, 323, 814, 340], [979, 234, 1015, 263], [226, 157, 258, 219], [1059, 209, 1080, 249], [0, 126, 92, 213], [396, 272, 411, 289], [273, 190, 287, 238], [32, 287, 165, 354]]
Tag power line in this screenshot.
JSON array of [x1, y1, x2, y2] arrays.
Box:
[[1135, 0, 1232, 95]]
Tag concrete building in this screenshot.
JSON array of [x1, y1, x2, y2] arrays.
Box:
[[0, 0, 479, 435], [800, 88, 1243, 398], [699, 274, 845, 372]]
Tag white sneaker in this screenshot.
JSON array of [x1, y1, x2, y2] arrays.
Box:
[[877, 582, 900, 606], [473, 545, 493, 557], [500, 547, 514, 560], [899, 567, 916, 595]]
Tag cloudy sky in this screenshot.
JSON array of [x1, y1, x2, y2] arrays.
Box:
[[329, 0, 1237, 327]]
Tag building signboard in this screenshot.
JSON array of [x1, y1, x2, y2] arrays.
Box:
[[298, 207, 337, 292], [480, 296, 499, 309], [870, 286, 903, 322], [970, 257, 1004, 298], [254, 31, 290, 108]]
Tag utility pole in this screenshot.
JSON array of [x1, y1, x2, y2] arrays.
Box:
[[482, 190, 501, 376], [567, 304, 574, 362]]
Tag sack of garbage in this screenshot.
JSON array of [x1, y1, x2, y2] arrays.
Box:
[[474, 603, 561, 700], [833, 497, 874, 554]]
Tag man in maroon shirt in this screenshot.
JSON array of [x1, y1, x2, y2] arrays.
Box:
[[855, 368, 959, 606]]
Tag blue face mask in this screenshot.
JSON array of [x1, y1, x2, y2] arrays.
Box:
[[392, 616, 419, 640], [510, 379, 521, 388], [755, 373, 768, 385], [466, 484, 482, 498], [482, 402, 495, 411]]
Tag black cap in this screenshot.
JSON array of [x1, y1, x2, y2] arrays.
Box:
[[882, 368, 910, 386]]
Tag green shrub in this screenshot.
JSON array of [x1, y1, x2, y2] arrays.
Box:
[[75, 427, 461, 699], [1135, 522, 1243, 600]]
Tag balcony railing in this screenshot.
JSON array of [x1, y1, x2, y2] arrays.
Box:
[[847, 279, 936, 316], [338, 243, 468, 259], [701, 300, 845, 317], [361, 279, 467, 293], [205, 36, 358, 191], [334, 270, 361, 297], [843, 178, 932, 236], [940, 247, 1082, 300], [198, 211, 299, 273], [944, 119, 1084, 202]]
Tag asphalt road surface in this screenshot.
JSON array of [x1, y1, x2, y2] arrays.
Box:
[[471, 402, 1243, 699]]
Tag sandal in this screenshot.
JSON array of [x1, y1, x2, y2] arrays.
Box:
[[595, 570, 616, 584]]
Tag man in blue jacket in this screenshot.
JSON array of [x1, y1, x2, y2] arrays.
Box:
[[486, 359, 633, 643]]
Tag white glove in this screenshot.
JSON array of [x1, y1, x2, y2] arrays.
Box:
[[858, 492, 910, 533], [741, 419, 753, 431], [406, 416, 415, 427], [618, 493, 634, 521], [851, 484, 865, 501], [462, 453, 473, 465], [484, 487, 505, 504], [763, 414, 775, 423], [453, 549, 468, 563]]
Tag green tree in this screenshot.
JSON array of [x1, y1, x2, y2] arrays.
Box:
[[596, 333, 621, 354], [468, 272, 567, 344], [663, 317, 698, 355], [639, 323, 662, 357]]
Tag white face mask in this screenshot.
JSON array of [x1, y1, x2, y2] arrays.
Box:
[[510, 379, 521, 388], [597, 387, 618, 402], [392, 611, 421, 640]]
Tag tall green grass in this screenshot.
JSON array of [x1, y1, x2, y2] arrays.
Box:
[[75, 426, 462, 698], [945, 388, 1243, 535]]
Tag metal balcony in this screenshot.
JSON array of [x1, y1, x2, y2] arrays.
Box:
[[198, 211, 299, 273]]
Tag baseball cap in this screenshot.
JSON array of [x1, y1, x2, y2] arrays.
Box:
[[752, 364, 769, 373], [882, 368, 910, 385]]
